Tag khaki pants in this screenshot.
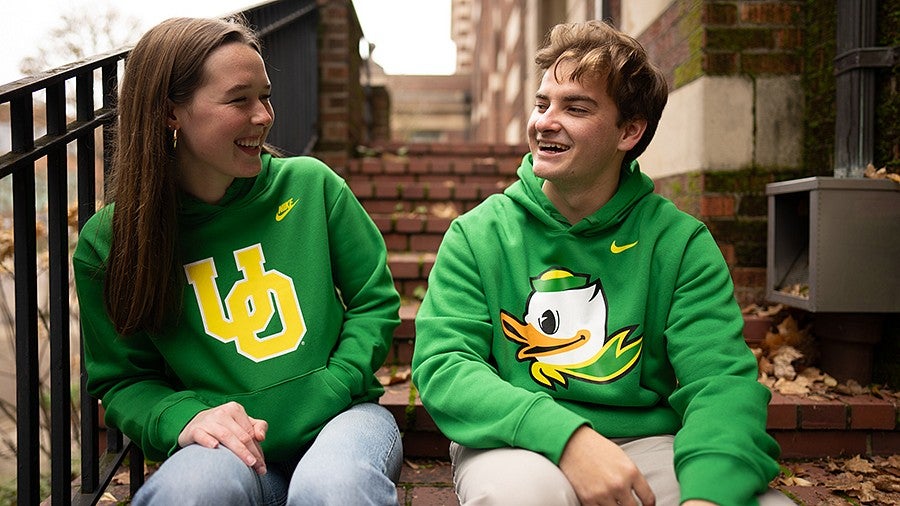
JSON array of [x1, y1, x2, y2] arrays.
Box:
[[449, 436, 794, 505]]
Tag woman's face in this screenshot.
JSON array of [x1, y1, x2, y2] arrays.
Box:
[[170, 42, 274, 204]]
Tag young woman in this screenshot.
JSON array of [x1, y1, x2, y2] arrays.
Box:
[[74, 16, 403, 505]]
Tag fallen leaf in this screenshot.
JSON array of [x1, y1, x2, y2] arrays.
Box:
[[772, 345, 803, 380], [845, 455, 877, 474], [378, 367, 411, 386], [874, 475, 900, 493]]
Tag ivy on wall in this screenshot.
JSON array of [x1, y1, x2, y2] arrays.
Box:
[[876, 0, 900, 171]]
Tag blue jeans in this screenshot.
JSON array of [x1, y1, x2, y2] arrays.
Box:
[[132, 402, 403, 506]]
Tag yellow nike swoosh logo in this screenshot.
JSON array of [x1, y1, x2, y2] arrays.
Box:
[[275, 198, 298, 222], [610, 240, 638, 254]]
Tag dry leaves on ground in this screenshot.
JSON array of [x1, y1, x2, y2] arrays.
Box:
[[865, 163, 900, 184], [779, 455, 900, 504], [746, 304, 899, 403]]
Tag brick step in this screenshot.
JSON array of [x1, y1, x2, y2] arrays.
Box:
[[373, 213, 452, 254], [378, 369, 900, 460], [349, 141, 527, 181], [351, 179, 512, 216], [388, 253, 435, 299]]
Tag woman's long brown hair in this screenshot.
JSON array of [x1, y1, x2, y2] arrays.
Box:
[[105, 17, 261, 336]]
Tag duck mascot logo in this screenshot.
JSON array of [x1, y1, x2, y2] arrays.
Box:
[[500, 267, 642, 390]]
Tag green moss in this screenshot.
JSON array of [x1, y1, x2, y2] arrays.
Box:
[[800, 0, 837, 175], [707, 217, 767, 245], [875, 0, 900, 171], [674, 1, 706, 87]]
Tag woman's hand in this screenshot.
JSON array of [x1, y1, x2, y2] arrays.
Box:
[[178, 401, 269, 475], [559, 426, 656, 506]]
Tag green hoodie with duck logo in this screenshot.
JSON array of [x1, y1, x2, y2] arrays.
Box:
[[412, 154, 781, 505]]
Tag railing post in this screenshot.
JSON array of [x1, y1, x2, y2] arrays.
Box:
[[47, 79, 73, 506], [11, 94, 40, 506]]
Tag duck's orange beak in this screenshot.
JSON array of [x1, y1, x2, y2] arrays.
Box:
[[500, 311, 590, 360]]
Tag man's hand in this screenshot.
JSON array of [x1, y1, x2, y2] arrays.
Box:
[[558, 426, 656, 506], [178, 401, 269, 475]]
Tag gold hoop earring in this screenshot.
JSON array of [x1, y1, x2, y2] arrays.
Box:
[[172, 129, 178, 150]]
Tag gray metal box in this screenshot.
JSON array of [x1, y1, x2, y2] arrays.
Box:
[[766, 176, 900, 313]]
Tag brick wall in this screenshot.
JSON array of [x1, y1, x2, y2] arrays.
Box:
[[638, 0, 804, 90], [636, 1, 806, 306], [314, 0, 366, 172], [654, 167, 806, 306]]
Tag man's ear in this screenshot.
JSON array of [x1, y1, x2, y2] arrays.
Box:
[[618, 118, 648, 152]]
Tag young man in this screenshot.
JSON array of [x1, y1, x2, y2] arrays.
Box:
[[412, 20, 792, 506]]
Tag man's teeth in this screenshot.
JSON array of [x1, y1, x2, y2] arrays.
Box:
[[236, 139, 260, 147], [540, 142, 569, 152]]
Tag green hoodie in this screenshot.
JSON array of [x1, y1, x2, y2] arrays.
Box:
[[412, 154, 780, 505], [74, 154, 400, 463]]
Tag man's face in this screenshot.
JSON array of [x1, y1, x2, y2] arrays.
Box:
[[526, 60, 641, 192]]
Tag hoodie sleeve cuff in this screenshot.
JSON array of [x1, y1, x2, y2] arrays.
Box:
[[147, 396, 212, 461], [678, 454, 768, 505], [513, 396, 590, 464]]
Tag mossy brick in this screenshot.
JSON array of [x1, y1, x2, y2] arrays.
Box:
[[773, 28, 802, 50], [741, 53, 801, 75], [704, 3, 737, 25], [740, 2, 802, 26], [703, 169, 771, 193], [706, 217, 766, 244], [734, 240, 767, 267], [700, 195, 735, 217], [704, 51, 739, 74], [674, 54, 704, 87], [706, 27, 774, 51], [736, 194, 767, 217]]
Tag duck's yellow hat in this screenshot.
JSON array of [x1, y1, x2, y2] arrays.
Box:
[[530, 268, 590, 292]]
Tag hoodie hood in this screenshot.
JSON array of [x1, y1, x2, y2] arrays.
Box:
[[504, 153, 655, 235]]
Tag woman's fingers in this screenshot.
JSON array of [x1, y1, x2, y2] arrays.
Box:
[[178, 402, 268, 474]]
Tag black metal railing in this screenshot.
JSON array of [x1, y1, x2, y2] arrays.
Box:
[[0, 47, 141, 506]]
